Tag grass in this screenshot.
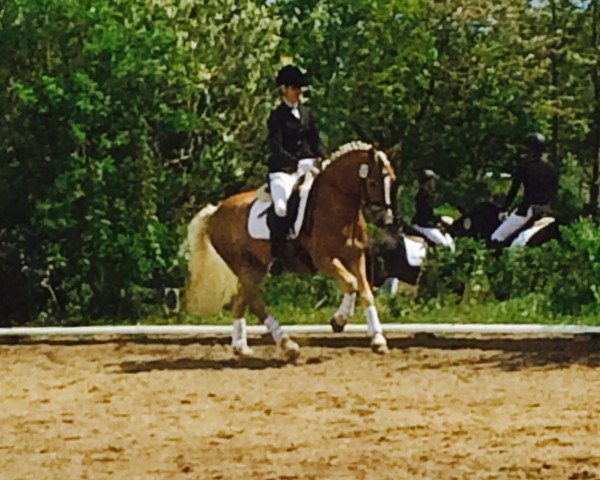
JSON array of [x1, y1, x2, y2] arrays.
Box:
[[140, 291, 600, 327]]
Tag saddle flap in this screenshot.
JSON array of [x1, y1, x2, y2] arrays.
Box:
[[511, 216, 556, 247]]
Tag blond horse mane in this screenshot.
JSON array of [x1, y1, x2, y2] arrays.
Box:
[[325, 141, 391, 169]]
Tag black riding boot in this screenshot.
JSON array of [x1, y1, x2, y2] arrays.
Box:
[[268, 215, 288, 276]]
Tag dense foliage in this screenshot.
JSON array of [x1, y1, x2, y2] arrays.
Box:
[[418, 218, 600, 316], [0, 0, 598, 323]]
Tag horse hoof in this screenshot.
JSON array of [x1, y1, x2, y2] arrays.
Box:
[[330, 316, 347, 333], [280, 337, 301, 362], [232, 342, 254, 358], [370, 334, 389, 355]]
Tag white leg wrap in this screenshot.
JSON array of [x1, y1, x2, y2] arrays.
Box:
[[231, 318, 247, 345], [365, 305, 383, 336], [264, 315, 285, 343], [334, 292, 356, 319]]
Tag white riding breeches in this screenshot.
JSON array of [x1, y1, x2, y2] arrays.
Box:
[[268, 158, 315, 217], [491, 208, 533, 242], [412, 225, 455, 252]]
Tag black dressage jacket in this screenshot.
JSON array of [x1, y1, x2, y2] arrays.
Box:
[[503, 158, 559, 215], [267, 102, 323, 174], [412, 188, 441, 228]]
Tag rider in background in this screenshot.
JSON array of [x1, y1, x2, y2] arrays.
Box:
[[267, 65, 323, 275], [490, 133, 559, 245], [411, 169, 455, 251]]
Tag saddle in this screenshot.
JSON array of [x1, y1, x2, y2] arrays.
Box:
[[510, 216, 557, 247], [247, 171, 316, 240]]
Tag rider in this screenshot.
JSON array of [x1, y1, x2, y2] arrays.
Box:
[[490, 132, 559, 245], [411, 169, 455, 250], [267, 65, 323, 275]]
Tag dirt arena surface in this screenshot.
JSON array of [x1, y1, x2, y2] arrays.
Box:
[[1, 334, 600, 480]]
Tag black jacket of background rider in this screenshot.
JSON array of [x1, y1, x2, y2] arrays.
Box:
[[503, 158, 559, 216], [267, 102, 323, 174], [412, 188, 441, 228]]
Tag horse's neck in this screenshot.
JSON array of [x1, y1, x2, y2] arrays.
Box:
[[309, 160, 363, 225]]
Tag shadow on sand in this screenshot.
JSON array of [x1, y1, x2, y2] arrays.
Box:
[[4, 331, 600, 372], [118, 356, 293, 373]]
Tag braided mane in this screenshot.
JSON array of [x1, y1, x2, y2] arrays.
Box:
[[329, 141, 373, 163], [326, 141, 390, 169]]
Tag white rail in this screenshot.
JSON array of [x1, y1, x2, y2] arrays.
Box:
[[0, 323, 599, 337]]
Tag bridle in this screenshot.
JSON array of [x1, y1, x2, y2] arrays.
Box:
[[360, 150, 396, 225]]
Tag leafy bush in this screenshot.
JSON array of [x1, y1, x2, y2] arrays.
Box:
[[0, 0, 281, 321], [262, 273, 339, 309], [418, 238, 490, 301], [417, 219, 600, 316]]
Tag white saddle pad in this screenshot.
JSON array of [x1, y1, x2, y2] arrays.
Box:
[[511, 217, 556, 247], [404, 236, 427, 267], [247, 172, 315, 240]]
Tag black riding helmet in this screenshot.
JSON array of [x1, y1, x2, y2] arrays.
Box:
[[525, 132, 545, 158], [419, 168, 440, 184], [275, 65, 309, 88]]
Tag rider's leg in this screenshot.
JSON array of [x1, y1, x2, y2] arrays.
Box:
[[412, 225, 453, 248], [490, 210, 532, 243], [268, 215, 287, 275], [268, 172, 295, 275]]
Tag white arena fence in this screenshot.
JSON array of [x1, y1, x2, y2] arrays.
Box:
[[1, 323, 600, 338]]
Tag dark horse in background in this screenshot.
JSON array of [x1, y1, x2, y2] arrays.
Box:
[[366, 223, 426, 290], [448, 201, 560, 247], [367, 201, 560, 293]]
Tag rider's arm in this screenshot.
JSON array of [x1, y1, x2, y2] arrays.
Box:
[[268, 111, 297, 166], [502, 164, 524, 211]]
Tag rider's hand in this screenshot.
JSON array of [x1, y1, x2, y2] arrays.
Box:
[[297, 158, 315, 173]]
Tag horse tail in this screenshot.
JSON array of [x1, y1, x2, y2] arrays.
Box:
[[183, 204, 238, 315]]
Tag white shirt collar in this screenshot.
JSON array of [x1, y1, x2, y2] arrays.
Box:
[[283, 98, 298, 109]]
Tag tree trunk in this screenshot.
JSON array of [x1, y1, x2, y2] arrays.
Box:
[[550, 0, 560, 168], [590, 0, 600, 218]]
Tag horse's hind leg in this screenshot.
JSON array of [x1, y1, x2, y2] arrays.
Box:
[[238, 266, 300, 361]]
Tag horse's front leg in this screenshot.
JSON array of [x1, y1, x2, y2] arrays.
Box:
[[354, 253, 389, 354], [316, 257, 359, 333]]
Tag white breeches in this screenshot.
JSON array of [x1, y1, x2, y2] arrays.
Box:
[[268, 159, 315, 217], [412, 225, 455, 251], [491, 208, 533, 242]]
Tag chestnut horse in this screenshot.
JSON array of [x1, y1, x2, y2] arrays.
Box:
[[184, 142, 396, 358]]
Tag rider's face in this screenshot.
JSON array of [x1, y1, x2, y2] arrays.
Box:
[[283, 85, 301, 104]]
